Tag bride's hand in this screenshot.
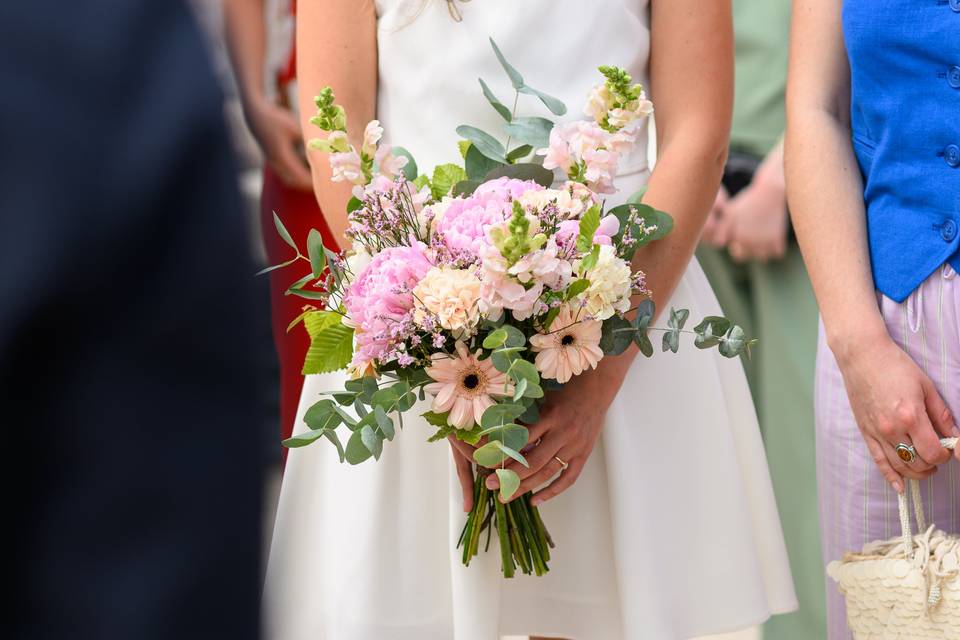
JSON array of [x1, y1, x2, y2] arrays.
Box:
[[834, 331, 957, 492], [486, 362, 625, 506]]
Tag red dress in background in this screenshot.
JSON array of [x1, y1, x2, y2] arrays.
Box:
[[260, 4, 339, 455]]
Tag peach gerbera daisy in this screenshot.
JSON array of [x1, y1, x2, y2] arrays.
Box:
[[424, 341, 514, 430], [529, 305, 604, 383]]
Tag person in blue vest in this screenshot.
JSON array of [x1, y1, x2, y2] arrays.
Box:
[[786, 0, 960, 638]]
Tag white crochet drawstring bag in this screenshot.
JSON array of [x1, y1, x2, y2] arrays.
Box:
[[827, 437, 959, 639]]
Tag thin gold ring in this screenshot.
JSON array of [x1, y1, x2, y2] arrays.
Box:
[[554, 456, 569, 470]]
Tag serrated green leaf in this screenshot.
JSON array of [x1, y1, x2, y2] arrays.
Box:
[[489, 38, 524, 89], [431, 163, 467, 199], [566, 279, 590, 300], [345, 429, 373, 464], [306, 229, 327, 278], [503, 116, 554, 148], [577, 205, 602, 253], [496, 468, 521, 501], [391, 146, 418, 181], [347, 196, 363, 213], [478, 78, 512, 121], [422, 411, 450, 427], [457, 140, 471, 159], [579, 245, 600, 274], [456, 125, 506, 162], [302, 314, 354, 375]]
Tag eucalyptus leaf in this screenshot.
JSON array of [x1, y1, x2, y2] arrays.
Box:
[[483, 163, 554, 188], [668, 307, 690, 331], [282, 429, 326, 448], [255, 255, 299, 276], [600, 316, 634, 355], [662, 328, 681, 354], [481, 403, 527, 429], [374, 406, 395, 440], [307, 229, 327, 278], [345, 429, 373, 464], [635, 332, 654, 357], [464, 144, 504, 181], [273, 211, 298, 251], [303, 400, 342, 431], [519, 401, 540, 424], [452, 179, 482, 197], [503, 116, 554, 148], [505, 144, 534, 163], [474, 441, 508, 467], [391, 146, 418, 181], [360, 424, 383, 459], [501, 324, 527, 348], [718, 324, 747, 358], [285, 288, 328, 300], [478, 78, 512, 121], [496, 468, 521, 501], [324, 430, 346, 462], [513, 377, 528, 401], [456, 125, 506, 162], [517, 85, 568, 116], [495, 442, 529, 467], [489, 37, 524, 89], [482, 423, 529, 452], [508, 359, 539, 386]]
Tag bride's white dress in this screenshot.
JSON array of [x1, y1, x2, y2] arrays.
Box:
[[264, 1, 797, 639]]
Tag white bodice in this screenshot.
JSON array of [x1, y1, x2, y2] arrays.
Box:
[[374, 0, 651, 175]]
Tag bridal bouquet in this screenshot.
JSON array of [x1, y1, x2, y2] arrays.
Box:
[[268, 40, 753, 578]]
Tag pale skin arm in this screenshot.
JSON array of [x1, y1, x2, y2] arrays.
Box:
[[295, 0, 378, 247], [472, 0, 735, 507], [223, 0, 312, 190], [785, 0, 958, 491]]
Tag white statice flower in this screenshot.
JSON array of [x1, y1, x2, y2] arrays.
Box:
[[412, 266, 482, 336], [577, 244, 633, 320]]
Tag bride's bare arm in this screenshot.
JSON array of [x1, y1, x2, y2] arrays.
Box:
[[296, 0, 378, 247]]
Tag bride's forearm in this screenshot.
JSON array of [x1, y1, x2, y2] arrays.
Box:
[[296, 0, 378, 249]]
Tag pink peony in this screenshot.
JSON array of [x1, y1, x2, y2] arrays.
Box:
[[344, 242, 432, 365], [429, 178, 543, 260]]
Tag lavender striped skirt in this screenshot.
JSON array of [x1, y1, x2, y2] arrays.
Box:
[[815, 264, 960, 640]]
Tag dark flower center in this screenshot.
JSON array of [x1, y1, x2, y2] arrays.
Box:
[[561, 334, 576, 346], [463, 373, 480, 389]]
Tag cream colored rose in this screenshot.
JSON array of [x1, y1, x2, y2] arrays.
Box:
[[413, 266, 482, 335]]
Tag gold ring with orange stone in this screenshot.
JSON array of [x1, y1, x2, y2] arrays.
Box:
[[895, 443, 918, 464]]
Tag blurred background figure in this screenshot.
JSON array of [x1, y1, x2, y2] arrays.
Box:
[[222, 0, 340, 457], [697, 0, 825, 638], [2, 1, 263, 638]]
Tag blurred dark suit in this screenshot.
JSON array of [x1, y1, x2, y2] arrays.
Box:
[[1, 2, 263, 638]]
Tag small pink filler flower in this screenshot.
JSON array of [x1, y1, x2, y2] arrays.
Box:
[[425, 341, 514, 429], [529, 305, 604, 383]]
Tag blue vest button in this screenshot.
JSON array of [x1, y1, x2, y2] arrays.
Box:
[[950, 67, 960, 89], [947, 145, 960, 168], [942, 220, 958, 242], [952, 0, 960, 12]]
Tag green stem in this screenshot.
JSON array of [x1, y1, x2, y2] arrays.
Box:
[[494, 498, 514, 578], [505, 501, 531, 575]]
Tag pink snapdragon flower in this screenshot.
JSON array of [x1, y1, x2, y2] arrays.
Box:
[[557, 213, 621, 247], [344, 242, 432, 366]]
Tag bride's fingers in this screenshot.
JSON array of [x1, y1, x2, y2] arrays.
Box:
[[487, 436, 562, 489], [505, 457, 567, 501], [451, 447, 474, 512], [530, 457, 583, 506]]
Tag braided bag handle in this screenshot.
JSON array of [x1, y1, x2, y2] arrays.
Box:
[[898, 437, 958, 553]]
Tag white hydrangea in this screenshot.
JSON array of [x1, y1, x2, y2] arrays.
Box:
[[577, 244, 633, 320]]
